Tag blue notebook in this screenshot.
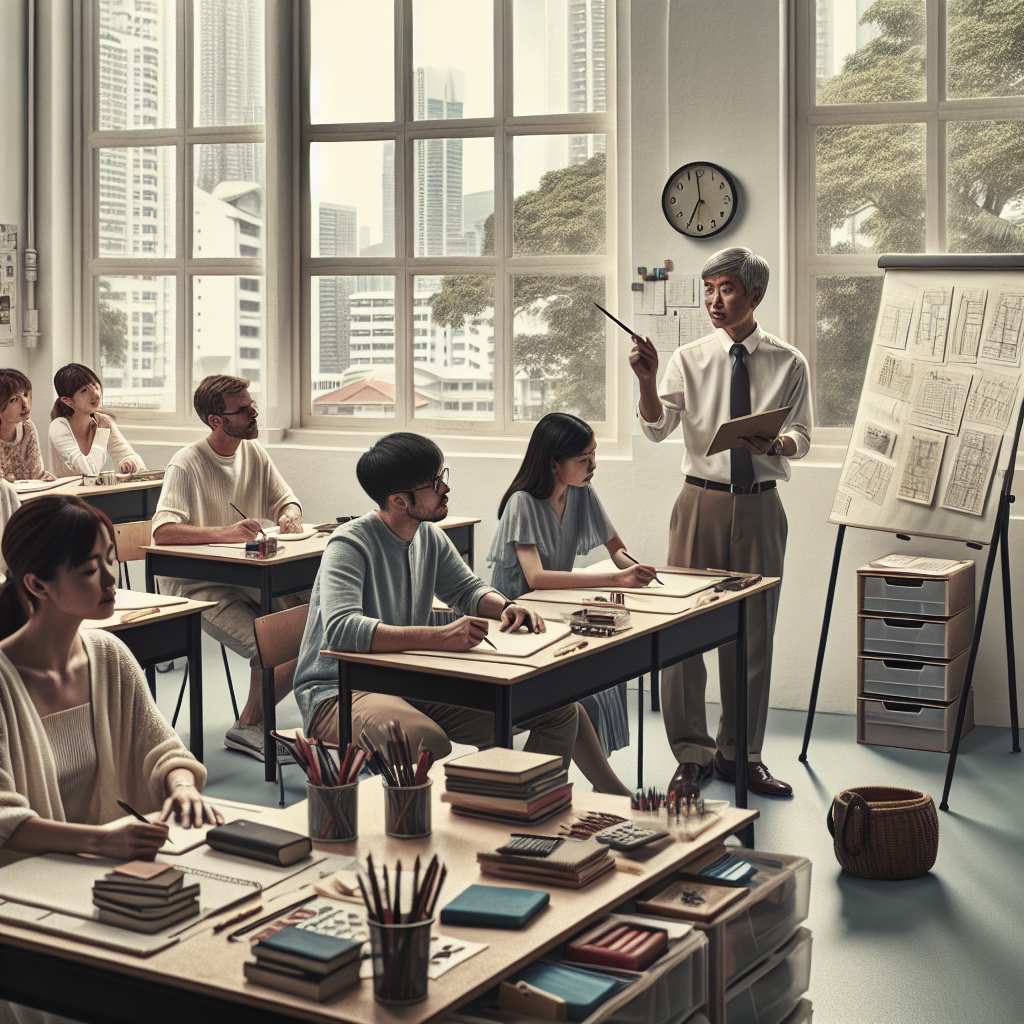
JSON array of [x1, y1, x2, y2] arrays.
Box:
[[440, 884, 549, 929], [513, 962, 627, 1021]]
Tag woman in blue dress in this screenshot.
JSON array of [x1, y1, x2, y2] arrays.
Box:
[[488, 413, 658, 796]]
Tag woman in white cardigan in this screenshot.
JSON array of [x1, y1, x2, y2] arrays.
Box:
[[47, 363, 145, 479], [0, 495, 221, 863]]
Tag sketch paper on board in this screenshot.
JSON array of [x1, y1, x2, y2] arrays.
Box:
[[863, 421, 897, 458], [941, 428, 1001, 516], [981, 291, 1024, 367], [677, 306, 714, 346], [666, 275, 700, 307], [0, 225, 16, 347], [911, 287, 953, 362], [964, 370, 1021, 431], [876, 296, 914, 350], [870, 352, 916, 401], [832, 491, 852, 517], [897, 429, 946, 506], [635, 280, 666, 315], [643, 312, 681, 352], [907, 368, 973, 434], [949, 288, 988, 363], [843, 450, 895, 506]]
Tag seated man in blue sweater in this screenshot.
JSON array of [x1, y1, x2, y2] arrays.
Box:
[[293, 432, 579, 768]]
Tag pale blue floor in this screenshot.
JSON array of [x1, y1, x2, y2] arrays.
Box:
[[157, 633, 1024, 1024]]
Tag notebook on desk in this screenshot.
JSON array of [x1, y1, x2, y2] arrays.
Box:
[[408, 621, 571, 660]]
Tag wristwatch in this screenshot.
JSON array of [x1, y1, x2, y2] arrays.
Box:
[[500, 599, 518, 615], [767, 438, 784, 458]]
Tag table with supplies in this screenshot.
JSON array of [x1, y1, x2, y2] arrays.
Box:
[[16, 473, 165, 523]]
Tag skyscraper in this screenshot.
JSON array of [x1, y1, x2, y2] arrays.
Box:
[[318, 203, 357, 375], [568, 0, 606, 164]]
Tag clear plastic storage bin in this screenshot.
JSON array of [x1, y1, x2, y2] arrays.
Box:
[[722, 928, 811, 1024], [859, 563, 973, 617], [858, 689, 974, 752], [858, 651, 968, 702], [858, 606, 974, 660]]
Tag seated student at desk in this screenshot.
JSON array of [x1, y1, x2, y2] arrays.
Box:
[[294, 433, 622, 790], [488, 412, 659, 796], [47, 363, 146, 478], [0, 369, 56, 482], [0, 496, 221, 866], [152, 375, 308, 762]]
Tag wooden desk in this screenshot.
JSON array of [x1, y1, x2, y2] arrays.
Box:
[[324, 577, 780, 849], [82, 595, 215, 761], [143, 517, 481, 782], [19, 476, 164, 524], [0, 784, 757, 1024]]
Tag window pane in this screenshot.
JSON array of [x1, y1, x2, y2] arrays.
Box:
[[815, 124, 925, 254], [412, 0, 493, 121], [414, 137, 493, 256], [311, 142, 395, 258], [414, 276, 494, 421], [97, 146, 176, 257], [513, 137, 606, 256], [311, 276, 397, 418], [310, 0, 394, 123], [513, 0, 606, 116], [947, 0, 1024, 100], [512, 275, 605, 422], [193, 276, 265, 403], [97, 275, 176, 413], [815, 275, 882, 428], [815, 0, 925, 104], [193, 0, 264, 126], [193, 144, 266, 258], [947, 121, 1024, 254], [98, 0, 175, 129]]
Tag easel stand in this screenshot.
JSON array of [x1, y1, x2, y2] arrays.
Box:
[[800, 402, 1024, 812]]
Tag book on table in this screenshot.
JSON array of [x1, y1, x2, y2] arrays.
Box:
[[443, 748, 564, 786], [96, 901, 201, 933], [447, 794, 573, 825], [243, 959, 360, 1001], [440, 884, 550, 929], [245, 926, 363, 1001], [444, 769, 568, 799], [441, 782, 573, 816]]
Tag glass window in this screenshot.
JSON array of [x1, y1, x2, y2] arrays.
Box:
[[513, 135, 606, 255], [946, 0, 1024, 100], [414, 138, 493, 257], [193, 0, 265, 127], [193, 276, 265, 400], [98, 276, 176, 412], [97, 146, 176, 257], [193, 143, 266, 258]]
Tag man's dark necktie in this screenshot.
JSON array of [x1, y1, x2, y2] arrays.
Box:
[[730, 343, 754, 491]]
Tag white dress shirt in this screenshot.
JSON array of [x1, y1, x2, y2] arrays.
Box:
[[639, 324, 813, 484], [47, 415, 146, 478]]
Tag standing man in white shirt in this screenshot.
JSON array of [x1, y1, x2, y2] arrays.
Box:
[[152, 375, 307, 761], [630, 247, 812, 797]]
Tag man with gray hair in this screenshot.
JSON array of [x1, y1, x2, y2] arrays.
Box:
[[629, 246, 812, 797]]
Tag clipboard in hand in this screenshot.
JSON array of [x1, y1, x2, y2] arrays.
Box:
[[705, 406, 792, 457]]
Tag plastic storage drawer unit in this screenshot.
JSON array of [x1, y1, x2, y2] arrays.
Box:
[[779, 1000, 812, 1024], [858, 561, 974, 617], [858, 605, 974, 660], [858, 650, 969, 702], [858, 689, 974, 752], [722, 927, 812, 1024]]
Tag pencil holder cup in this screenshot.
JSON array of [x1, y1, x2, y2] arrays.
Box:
[[367, 917, 433, 1005], [98, 470, 118, 485], [307, 781, 358, 843], [383, 779, 432, 839]]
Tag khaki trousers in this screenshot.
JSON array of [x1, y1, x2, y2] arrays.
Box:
[[660, 483, 788, 766]]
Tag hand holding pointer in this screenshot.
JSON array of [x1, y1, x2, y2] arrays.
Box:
[[629, 334, 659, 382]]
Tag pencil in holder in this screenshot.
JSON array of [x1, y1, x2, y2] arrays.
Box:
[[383, 779, 432, 838], [367, 916, 433, 1005], [307, 781, 358, 842]]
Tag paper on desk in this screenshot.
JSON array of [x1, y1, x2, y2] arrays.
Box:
[[112, 590, 189, 611], [12, 479, 66, 494], [705, 406, 792, 457], [105, 800, 257, 854], [867, 554, 970, 575], [407, 621, 571, 660], [209, 524, 319, 548]]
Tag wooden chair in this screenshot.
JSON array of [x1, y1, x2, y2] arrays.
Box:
[[254, 603, 311, 805]]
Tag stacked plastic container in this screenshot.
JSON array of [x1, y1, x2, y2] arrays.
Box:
[[856, 559, 976, 752]]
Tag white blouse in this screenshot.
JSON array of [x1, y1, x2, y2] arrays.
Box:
[[47, 415, 145, 478]]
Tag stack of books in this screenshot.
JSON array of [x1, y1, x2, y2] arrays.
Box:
[[244, 925, 362, 1001], [478, 836, 614, 890], [441, 749, 572, 824], [92, 862, 200, 933]]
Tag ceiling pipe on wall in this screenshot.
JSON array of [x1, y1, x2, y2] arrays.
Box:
[[23, 0, 40, 348]]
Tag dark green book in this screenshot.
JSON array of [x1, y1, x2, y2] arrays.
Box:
[[440, 884, 549, 929], [255, 926, 362, 974], [513, 962, 626, 1021]]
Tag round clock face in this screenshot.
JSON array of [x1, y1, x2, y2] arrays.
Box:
[[662, 162, 738, 238]]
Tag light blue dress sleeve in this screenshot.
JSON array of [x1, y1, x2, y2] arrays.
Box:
[[486, 490, 549, 571], [571, 486, 616, 557]]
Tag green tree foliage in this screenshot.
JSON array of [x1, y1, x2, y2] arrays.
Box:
[[98, 290, 128, 370], [430, 154, 607, 421]]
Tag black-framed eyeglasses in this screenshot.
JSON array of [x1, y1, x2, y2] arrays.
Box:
[[393, 466, 449, 498]]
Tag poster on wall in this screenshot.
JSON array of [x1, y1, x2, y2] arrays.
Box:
[[0, 225, 17, 347]]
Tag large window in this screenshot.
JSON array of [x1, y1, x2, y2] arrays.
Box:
[[87, 0, 266, 420], [795, 0, 1023, 432], [304, 0, 615, 430]]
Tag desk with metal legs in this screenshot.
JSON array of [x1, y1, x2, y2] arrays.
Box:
[[19, 477, 164, 524]]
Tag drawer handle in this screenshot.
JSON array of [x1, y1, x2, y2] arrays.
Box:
[[882, 660, 924, 671], [882, 577, 925, 588], [882, 618, 925, 629], [882, 702, 924, 713]]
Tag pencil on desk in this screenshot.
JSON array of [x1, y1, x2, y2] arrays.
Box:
[[621, 551, 665, 586], [229, 501, 265, 537]]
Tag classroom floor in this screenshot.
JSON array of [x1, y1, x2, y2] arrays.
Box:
[[160, 633, 1024, 1024]]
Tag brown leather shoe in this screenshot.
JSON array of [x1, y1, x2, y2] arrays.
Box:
[[667, 761, 714, 811], [713, 752, 793, 797]]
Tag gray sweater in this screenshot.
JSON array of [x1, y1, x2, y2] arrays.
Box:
[[292, 513, 495, 728]]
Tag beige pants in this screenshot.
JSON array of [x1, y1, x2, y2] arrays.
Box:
[[660, 483, 787, 766], [310, 692, 579, 771]]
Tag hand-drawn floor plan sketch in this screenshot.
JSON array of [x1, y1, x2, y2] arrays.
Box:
[[911, 287, 953, 362], [832, 491, 852, 517], [941, 428, 1001, 516], [908, 368, 973, 434], [863, 421, 897, 458], [980, 291, 1024, 367], [876, 296, 915, 350], [897, 429, 946, 505], [949, 288, 988, 363], [964, 370, 1021, 431], [870, 352, 916, 401], [843, 450, 895, 506]]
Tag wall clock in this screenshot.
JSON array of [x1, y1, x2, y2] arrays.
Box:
[[661, 162, 738, 238]]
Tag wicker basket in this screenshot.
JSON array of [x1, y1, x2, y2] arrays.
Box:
[[827, 786, 939, 880]]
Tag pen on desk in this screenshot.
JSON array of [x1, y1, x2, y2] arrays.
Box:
[[229, 501, 265, 537], [213, 904, 263, 933], [227, 895, 317, 941], [481, 634, 498, 650], [621, 551, 665, 586], [116, 799, 151, 825], [553, 639, 589, 658]]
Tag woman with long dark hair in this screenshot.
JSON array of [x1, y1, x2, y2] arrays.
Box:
[[488, 412, 659, 795], [0, 496, 220, 864]]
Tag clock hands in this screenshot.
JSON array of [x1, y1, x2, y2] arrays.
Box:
[[686, 199, 704, 229]]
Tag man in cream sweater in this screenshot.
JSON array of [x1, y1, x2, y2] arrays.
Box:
[[152, 375, 307, 760]]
